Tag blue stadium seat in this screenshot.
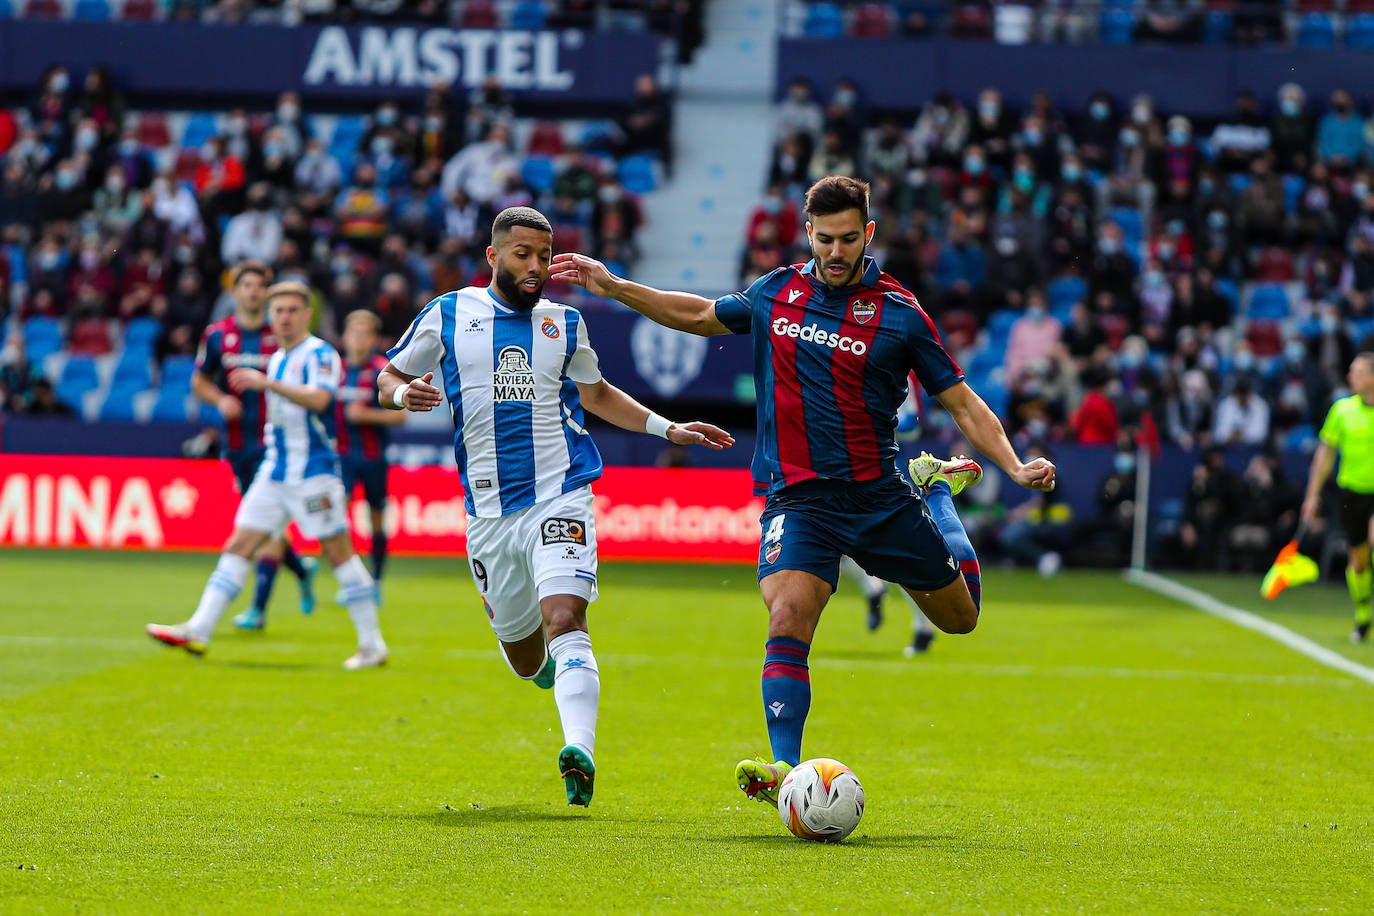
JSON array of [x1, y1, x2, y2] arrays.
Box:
[[1228, 173, 1252, 195], [1347, 14, 1374, 49], [1296, 13, 1337, 49], [124, 316, 162, 353], [23, 316, 63, 364], [112, 351, 153, 389], [1100, 11, 1135, 46], [1214, 278, 1240, 311], [0, 0, 13, 17], [1108, 207, 1143, 248], [618, 154, 658, 194], [1203, 10, 1234, 45], [509, 0, 547, 30], [180, 112, 220, 152], [160, 355, 196, 389], [802, 2, 846, 38], [150, 389, 191, 422], [99, 384, 142, 422], [60, 355, 99, 389], [980, 380, 1009, 418], [1047, 276, 1087, 309], [1246, 284, 1291, 320], [72, 0, 112, 20], [1284, 424, 1316, 451], [521, 156, 557, 194], [1281, 174, 1306, 214], [986, 309, 1021, 343], [1352, 317, 1374, 345]]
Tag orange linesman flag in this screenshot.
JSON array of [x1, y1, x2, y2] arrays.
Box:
[[1261, 538, 1319, 600]]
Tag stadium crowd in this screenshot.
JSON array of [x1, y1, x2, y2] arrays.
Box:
[[744, 75, 1369, 569], [0, 63, 668, 418]]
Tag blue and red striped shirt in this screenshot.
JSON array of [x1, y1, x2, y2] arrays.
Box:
[[334, 352, 391, 461], [195, 316, 278, 454], [714, 257, 963, 495]]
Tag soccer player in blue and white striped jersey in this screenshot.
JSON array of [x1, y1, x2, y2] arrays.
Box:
[[378, 207, 734, 806], [147, 282, 389, 671]]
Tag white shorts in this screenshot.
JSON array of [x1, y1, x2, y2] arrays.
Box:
[[465, 486, 599, 642], [235, 473, 350, 541]]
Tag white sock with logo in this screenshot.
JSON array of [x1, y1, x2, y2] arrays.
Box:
[[549, 630, 599, 757], [335, 555, 385, 652], [187, 553, 252, 640]]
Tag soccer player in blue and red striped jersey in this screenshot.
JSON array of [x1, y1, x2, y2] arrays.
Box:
[[551, 175, 1056, 818], [193, 261, 316, 630], [334, 310, 404, 583]]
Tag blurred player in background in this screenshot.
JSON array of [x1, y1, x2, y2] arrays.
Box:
[[378, 207, 733, 806], [1301, 352, 1374, 643], [193, 261, 316, 631], [149, 282, 388, 669], [334, 310, 404, 587], [839, 556, 936, 656], [551, 175, 1055, 816]]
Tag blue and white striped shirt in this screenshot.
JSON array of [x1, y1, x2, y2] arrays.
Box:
[[387, 287, 604, 518], [261, 335, 342, 484]]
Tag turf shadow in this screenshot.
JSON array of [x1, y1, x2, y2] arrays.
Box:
[[345, 805, 637, 825]]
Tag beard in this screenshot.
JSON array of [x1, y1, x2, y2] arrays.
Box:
[[495, 265, 543, 310], [815, 252, 861, 288]]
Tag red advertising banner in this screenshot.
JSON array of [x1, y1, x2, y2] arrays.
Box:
[[0, 456, 764, 564]]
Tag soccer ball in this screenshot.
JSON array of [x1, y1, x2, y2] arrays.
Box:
[[777, 757, 865, 842]]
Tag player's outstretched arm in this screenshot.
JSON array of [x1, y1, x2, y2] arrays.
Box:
[[228, 367, 332, 413], [378, 365, 443, 412], [935, 381, 1056, 492], [192, 371, 242, 420], [549, 252, 731, 337], [576, 379, 734, 450]]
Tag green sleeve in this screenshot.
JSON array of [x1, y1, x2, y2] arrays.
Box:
[[1319, 401, 1344, 449]]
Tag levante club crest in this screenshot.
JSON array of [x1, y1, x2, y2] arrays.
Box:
[[851, 300, 876, 325]]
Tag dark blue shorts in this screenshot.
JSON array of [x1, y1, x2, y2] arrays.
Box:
[[756, 475, 961, 593], [341, 456, 389, 511], [226, 448, 265, 495]]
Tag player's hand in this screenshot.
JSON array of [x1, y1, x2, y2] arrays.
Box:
[[345, 401, 369, 423], [1012, 456, 1056, 492], [1300, 495, 1320, 525], [549, 252, 618, 297], [400, 372, 443, 412], [666, 421, 735, 450], [227, 368, 267, 393], [217, 394, 243, 421]]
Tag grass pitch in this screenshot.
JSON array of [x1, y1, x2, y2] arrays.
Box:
[[1, 552, 1371, 915]]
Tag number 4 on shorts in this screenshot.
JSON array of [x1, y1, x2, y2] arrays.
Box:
[[764, 514, 785, 544]]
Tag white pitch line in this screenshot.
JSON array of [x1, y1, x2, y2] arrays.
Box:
[[1126, 569, 1374, 686]]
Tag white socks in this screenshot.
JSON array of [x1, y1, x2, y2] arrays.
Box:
[[839, 555, 886, 600], [187, 553, 252, 639], [335, 555, 385, 652], [549, 630, 599, 756]]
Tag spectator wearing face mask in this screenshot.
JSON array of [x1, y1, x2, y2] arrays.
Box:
[[92, 164, 143, 235], [775, 77, 823, 164], [1136, 258, 1173, 348], [78, 65, 125, 143], [1005, 291, 1061, 379], [1088, 221, 1137, 308], [1072, 366, 1120, 446], [968, 87, 1016, 173], [986, 232, 1042, 314], [1074, 92, 1117, 174], [294, 138, 343, 196], [362, 129, 411, 191], [1164, 368, 1214, 450], [911, 92, 969, 169], [39, 160, 91, 225], [1208, 91, 1271, 175], [1214, 378, 1271, 447], [32, 65, 73, 152], [1318, 89, 1364, 171], [1271, 83, 1315, 175], [268, 91, 308, 160], [1238, 153, 1285, 246], [746, 185, 798, 251], [221, 182, 282, 265]]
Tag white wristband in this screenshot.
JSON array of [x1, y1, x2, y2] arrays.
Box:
[[392, 381, 412, 408], [646, 413, 673, 439]]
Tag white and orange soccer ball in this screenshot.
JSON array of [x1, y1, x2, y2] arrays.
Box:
[[777, 757, 865, 842]]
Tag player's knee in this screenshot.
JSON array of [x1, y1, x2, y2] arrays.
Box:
[[946, 606, 979, 635], [1350, 551, 1370, 573]]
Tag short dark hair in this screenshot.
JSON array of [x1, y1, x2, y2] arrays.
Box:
[[804, 175, 870, 225], [491, 207, 553, 245], [231, 260, 273, 287]]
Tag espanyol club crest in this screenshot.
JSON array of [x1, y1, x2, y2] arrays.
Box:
[[851, 300, 876, 325], [764, 542, 782, 564], [541, 317, 560, 339]]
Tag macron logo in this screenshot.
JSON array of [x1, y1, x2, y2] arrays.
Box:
[[787, 289, 805, 304], [768, 701, 786, 718], [771, 317, 869, 355]]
